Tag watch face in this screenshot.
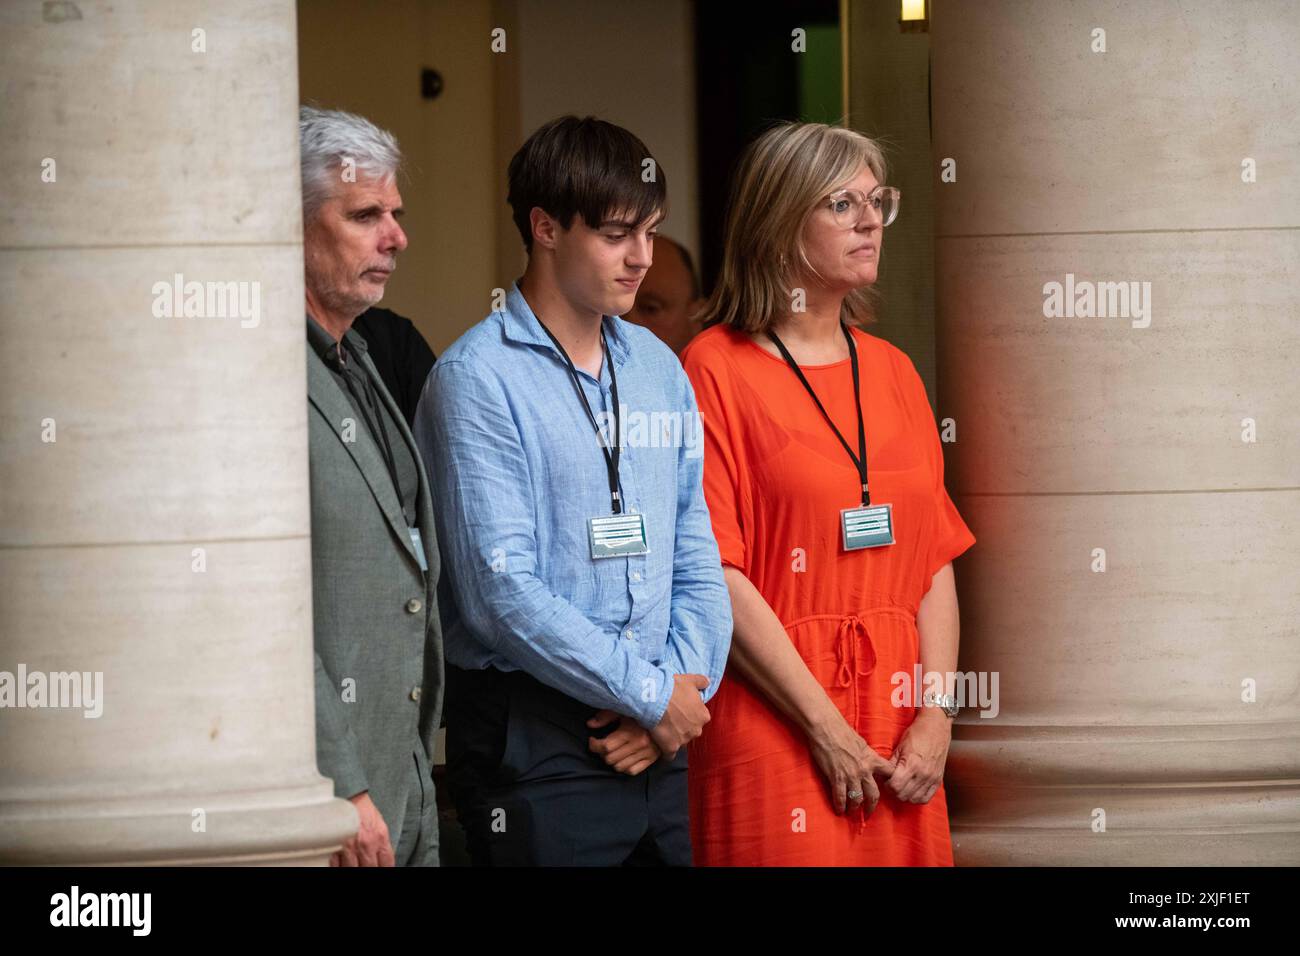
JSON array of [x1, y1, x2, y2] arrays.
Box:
[[923, 690, 957, 715]]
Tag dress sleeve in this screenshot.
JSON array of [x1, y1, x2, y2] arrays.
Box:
[[898, 350, 975, 584], [681, 340, 750, 574]]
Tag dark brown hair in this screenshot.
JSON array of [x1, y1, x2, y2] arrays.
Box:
[[507, 115, 667, 253]]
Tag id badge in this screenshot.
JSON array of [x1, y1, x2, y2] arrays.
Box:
[[408, 526, 429, 572], [841, 503, 894, 551], [589, 513, 650, 559]]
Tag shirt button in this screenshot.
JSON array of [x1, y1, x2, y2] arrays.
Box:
[[625, 628, 635, 639], [405, 598, 422, 614], [631, 571, 642, 582], [410, 686, 422, 702]]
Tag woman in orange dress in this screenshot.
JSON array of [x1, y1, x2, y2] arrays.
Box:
[[681, 122, 975, 866]]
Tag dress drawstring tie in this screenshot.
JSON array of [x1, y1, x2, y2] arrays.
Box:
[[834, 615, 878, 833]]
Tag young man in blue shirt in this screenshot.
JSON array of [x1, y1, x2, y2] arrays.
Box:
[[414, 116, 732, 866]]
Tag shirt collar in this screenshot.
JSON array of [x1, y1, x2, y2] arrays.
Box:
[[501, 280, 631, 369], [306, 313, 369, 367]]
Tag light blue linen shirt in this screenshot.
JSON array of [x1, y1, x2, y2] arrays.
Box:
[[414, 282, 732, 728]]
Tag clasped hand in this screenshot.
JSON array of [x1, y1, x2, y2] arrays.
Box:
[[587, 673, 712, 775]]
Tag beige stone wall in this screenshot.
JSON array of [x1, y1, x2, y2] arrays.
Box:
[[931, 0, 1300, 863]]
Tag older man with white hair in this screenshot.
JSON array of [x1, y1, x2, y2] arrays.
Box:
[[300, 105, 445, 867]]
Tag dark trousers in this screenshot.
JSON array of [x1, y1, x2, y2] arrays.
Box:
[[444, 663, 691, 866]]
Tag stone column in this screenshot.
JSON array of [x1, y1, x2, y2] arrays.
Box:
[[0, 0, 356, 864], [931, 0, 1300, 863]]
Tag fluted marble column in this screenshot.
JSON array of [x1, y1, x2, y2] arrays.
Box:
[[932, 0, 1300, 863], [0, 0, 356, 863]]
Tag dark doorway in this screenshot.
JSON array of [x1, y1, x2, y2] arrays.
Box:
[[694, 0, 841, 293]]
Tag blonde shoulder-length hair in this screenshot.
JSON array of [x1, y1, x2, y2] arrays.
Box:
[[698, 122, 889, 334]]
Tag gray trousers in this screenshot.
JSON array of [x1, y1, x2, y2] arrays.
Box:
[[394, 747, 440, 867]]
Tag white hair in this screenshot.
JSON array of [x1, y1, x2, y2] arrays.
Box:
[[299, 105, 403, 223]]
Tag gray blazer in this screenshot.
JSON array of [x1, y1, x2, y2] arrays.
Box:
[[306, 326, 445, 844]]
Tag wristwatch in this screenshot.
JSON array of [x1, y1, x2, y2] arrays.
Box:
[[923, 690, 960, 718]]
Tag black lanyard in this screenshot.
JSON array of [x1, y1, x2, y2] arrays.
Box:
[[767, 324, 870, 507], [535, 318, 625, 515]]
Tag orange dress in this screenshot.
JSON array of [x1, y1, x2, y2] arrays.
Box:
[[680, 322, 975, 866]]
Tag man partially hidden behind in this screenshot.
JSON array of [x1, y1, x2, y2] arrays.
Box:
[[300, 106, 445, 866], [352, 306, 435, 430], [622, 234, 704, 355], [415, 116, 732, 866]]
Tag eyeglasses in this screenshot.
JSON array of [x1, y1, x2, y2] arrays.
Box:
[[825, 186, 901, 228]]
